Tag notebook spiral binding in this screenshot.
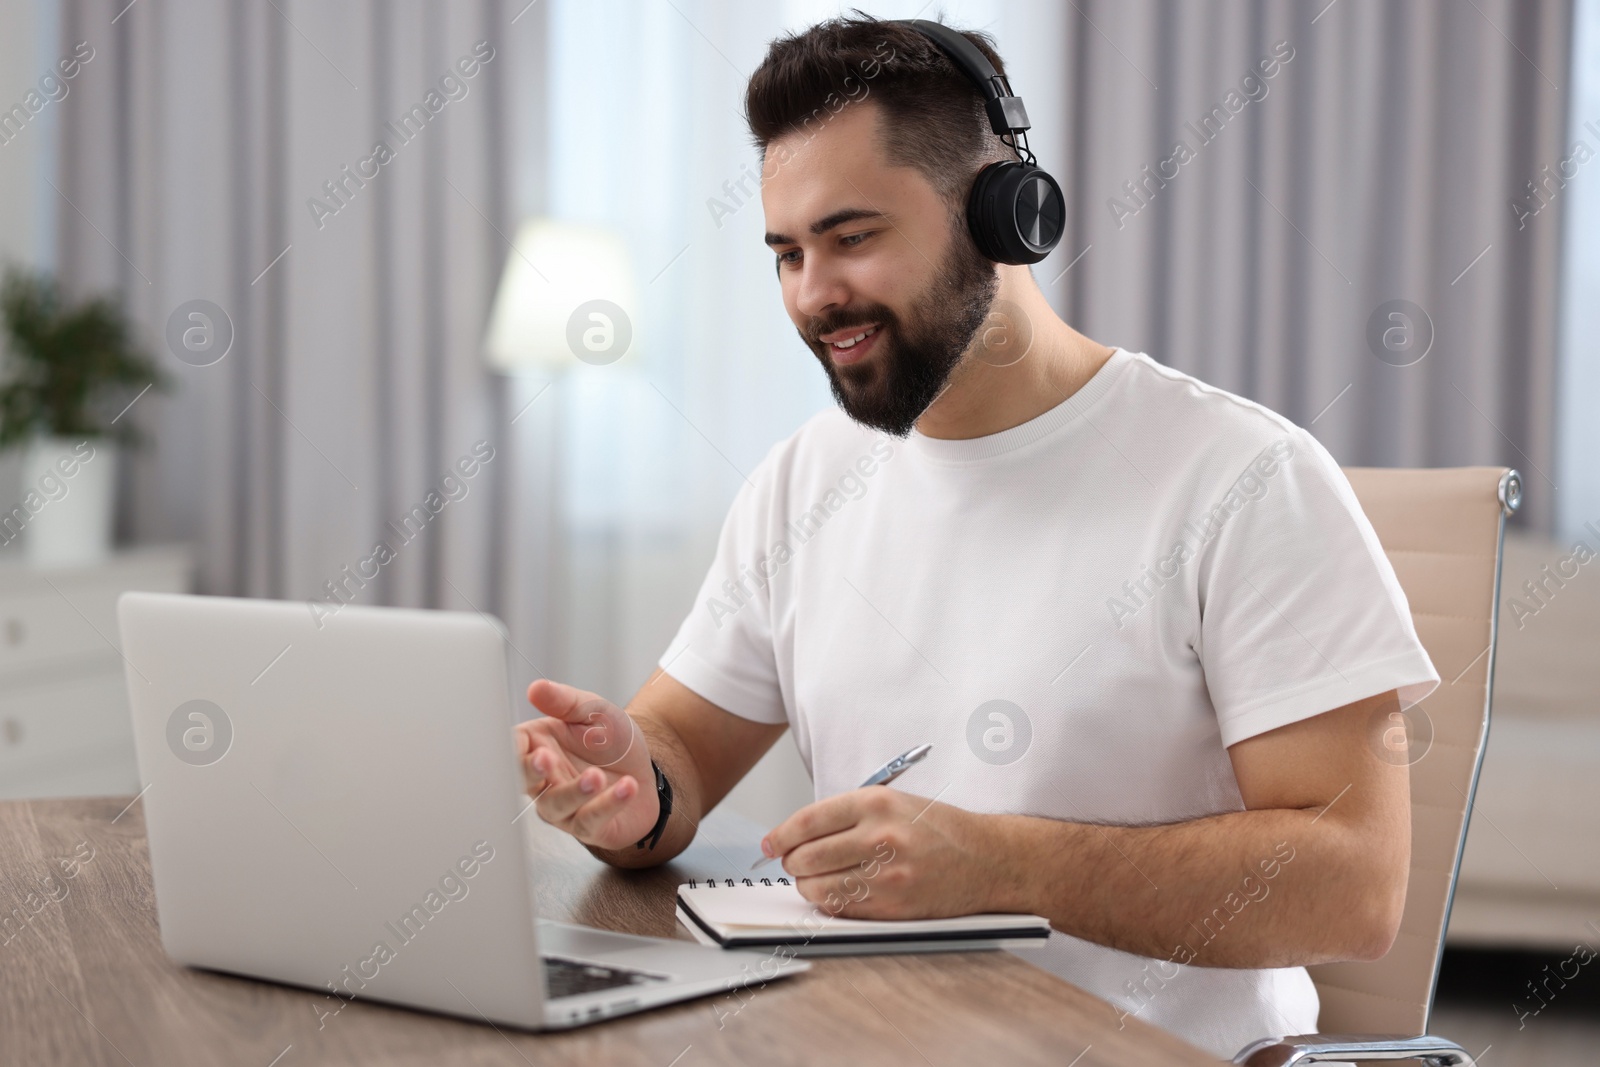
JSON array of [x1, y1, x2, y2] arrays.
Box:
[[686, 877, 792, 887]]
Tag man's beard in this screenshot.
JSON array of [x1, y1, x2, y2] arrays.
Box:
[[802, 218, 998, 437]]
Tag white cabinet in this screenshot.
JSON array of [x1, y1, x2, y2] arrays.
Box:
[[0, 546, 192, 799]]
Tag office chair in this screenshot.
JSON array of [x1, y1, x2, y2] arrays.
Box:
[[1235, 467, 1521, 1067]]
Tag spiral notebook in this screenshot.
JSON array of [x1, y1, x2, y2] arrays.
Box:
[[674, 878, 1052, 956]]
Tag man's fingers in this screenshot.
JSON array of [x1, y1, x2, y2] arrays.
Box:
[[568, 775, 642, 842], [515, 718, 552, 757], [517, 716, 562, 755], [521, 680, 654, 849], [795, 869, 884, 918], [763, 791, 869, 864], [535, 765, 610, 825], [527, 679, 609, 723], [523, 739, 577, 795], [783, 826, 879, 878], [526, 682, 640, 771]]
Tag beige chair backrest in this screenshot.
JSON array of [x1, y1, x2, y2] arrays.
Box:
[[1307, 467, 1519, 1035]]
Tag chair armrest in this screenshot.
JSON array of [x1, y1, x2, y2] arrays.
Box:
[[1233, 1033, 1477, 1066]]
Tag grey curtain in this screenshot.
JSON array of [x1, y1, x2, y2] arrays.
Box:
[[1049, 0, 1570, 534], [53, 0, 555, 660]]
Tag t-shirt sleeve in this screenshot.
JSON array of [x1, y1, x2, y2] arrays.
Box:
[[1196, 429, 1440, 748], [656, 456, 789, 725]]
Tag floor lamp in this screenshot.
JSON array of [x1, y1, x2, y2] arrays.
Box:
[[482, 219, 638, 693]]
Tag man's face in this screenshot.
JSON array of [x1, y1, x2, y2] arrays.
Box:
[[762, 103, 997, 436]]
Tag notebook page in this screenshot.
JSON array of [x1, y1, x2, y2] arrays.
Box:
[[678, 883, 1048, 937]]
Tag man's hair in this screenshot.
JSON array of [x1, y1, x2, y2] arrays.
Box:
[[744, 13, 1016, 205]]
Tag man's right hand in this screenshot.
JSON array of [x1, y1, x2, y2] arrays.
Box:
[[515, 680, 660, 851]]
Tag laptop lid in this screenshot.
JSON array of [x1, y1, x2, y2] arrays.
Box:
[[118, 592, 550, 1029]]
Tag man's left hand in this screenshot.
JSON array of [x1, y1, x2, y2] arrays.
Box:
[[760, 788, 1004, 919]]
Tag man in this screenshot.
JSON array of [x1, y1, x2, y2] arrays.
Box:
[[515, 16, 1438, 1058]]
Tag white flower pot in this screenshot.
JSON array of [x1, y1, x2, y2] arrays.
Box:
[[9, 437, 116, 568]]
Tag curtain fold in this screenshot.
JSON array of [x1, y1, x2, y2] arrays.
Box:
[[1052, 0, 1569, 534]]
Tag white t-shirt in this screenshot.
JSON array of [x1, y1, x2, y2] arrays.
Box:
[[659, 347, 1439, 1059]]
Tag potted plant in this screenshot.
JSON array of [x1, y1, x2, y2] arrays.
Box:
[[0, 268, 167, 567]]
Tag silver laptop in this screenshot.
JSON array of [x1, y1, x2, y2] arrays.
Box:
[[117, 592, 808, 1030]]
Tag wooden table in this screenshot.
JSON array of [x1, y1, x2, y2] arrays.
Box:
[[1, 796, 1223, 1066]]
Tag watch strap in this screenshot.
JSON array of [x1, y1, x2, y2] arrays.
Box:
[[635, 760, 672, 851]]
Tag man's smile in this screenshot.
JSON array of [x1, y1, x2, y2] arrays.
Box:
[[820, 323, 882, 365]]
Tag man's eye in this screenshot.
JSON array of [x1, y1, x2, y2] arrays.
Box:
[[778, 249, 801, 267], [841, 232, 871, 247]]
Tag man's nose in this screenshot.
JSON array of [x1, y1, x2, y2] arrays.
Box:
[[794, 259, 851, 321]]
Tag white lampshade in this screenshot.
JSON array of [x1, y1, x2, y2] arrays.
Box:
[[484, 218, 638, 374]]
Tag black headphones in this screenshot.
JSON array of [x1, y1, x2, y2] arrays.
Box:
[[904, 20, 1065, 265]]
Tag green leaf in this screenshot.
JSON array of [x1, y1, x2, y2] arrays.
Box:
[[0, 268, 170, 449]]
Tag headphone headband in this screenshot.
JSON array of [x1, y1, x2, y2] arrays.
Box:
[[901, 19, 1031, 137]]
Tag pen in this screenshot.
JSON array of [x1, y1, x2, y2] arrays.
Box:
[[750, 743, 933, 870]]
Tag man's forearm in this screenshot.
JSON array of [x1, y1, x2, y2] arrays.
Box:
[[977, 804, 1405, 969], [582, 713, 703, 870]]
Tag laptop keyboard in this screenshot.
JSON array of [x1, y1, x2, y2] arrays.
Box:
[[542, 955, 665, 999]]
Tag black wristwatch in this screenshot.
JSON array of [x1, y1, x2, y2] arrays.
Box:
[[635, 760, 673, 851]]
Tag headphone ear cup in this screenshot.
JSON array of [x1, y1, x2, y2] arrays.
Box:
[[966, 161, 1066, 265]]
